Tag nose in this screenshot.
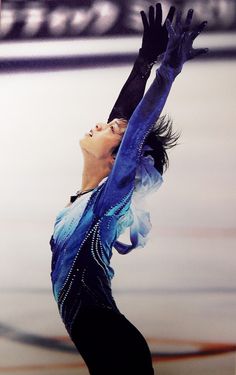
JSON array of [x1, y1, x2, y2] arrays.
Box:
[[95, 123, 103, 131]]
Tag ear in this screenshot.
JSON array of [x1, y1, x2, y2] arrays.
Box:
[[108, 153, 116, 168], [111, 153, 116, 165]]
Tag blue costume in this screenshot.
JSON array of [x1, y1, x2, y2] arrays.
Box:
[[50, 62, 175, 374], [49, 6, 208, 372]]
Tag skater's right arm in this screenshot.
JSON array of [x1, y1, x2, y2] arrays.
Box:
[[107, 3, 175, 122]]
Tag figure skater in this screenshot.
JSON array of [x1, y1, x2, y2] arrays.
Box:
[[50, 5, 208, 374]]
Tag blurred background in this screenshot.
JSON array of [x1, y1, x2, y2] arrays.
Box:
[[0, 0, 236, 374]]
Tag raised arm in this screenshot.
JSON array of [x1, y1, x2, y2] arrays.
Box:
[[94, 9, 208, 218], [107, 4, 175, 122]]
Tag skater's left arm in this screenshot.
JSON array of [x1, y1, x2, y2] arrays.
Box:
[[94, 10, 208, 218]]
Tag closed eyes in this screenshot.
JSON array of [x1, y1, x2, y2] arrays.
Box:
[[110, 125, 115, 133], [110, 123, 123, 137]]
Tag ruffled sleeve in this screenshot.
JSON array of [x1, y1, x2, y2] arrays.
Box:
[[114, 145, 163, 254]]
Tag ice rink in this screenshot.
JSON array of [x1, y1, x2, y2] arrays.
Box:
[[0, 43, 236, 374]]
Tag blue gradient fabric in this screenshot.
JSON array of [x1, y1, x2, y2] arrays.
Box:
[[50, 62, 176, 333], [114, 146, 163, 254]]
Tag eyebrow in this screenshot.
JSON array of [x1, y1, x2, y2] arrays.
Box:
[[114, 120, 120, 128], [114, 120, 125, 135]]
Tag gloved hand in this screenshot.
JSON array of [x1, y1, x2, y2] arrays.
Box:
[[163, 9, 209, 75], [139, 3, 175, 63]]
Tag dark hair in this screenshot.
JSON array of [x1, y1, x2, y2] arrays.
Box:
[[143, 115, 180, 175], [112, 115, 180, 175]]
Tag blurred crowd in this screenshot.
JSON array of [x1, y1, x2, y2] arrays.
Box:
[[0, 0, 236, 40]]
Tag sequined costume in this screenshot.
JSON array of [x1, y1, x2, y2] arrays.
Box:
[[48, 0, 209, 368], [49, 60, 176, 374]]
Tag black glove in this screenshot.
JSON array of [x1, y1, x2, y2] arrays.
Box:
[[163, 9, 209, 75], [139, 3, 175, 64]]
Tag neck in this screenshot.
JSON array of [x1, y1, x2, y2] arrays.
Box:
[[80, 151, 111, 192]]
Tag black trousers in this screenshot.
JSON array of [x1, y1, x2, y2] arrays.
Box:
[[70, 306, 155, 375]]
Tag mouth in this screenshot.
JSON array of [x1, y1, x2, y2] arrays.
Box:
[[89, 129, 93, 137]]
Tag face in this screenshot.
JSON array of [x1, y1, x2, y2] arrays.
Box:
[[80, 118, 127, 160]]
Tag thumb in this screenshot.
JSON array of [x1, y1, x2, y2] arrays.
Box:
[[190, 48, 209, 60]]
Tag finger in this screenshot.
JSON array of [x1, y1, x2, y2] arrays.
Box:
[[190, 47, 209, 60], [140, 10, 149, 31], [149, 6, 155, 26], [174, 9, 182, 30], [183, 8, 193, 31], [165, 5, 175, 24], [155, 3, 162, 26], [190, 20, 208, 40], [166, 18, 175, 38]]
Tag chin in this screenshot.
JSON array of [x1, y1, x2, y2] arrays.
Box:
[[79, 133, 87, 142], [79, 135, 91, 151], [79, 136, 85, 148]]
